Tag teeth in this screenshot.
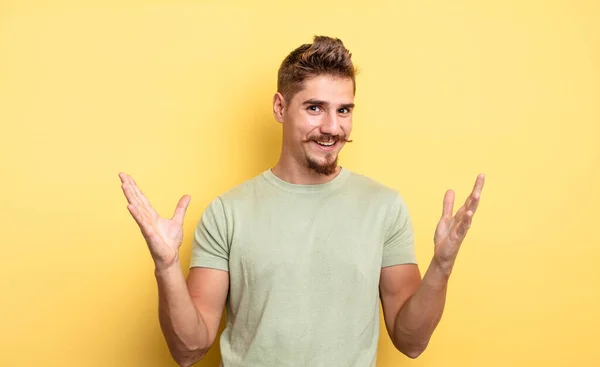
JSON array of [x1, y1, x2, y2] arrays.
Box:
[[317, 141, 335, 146]]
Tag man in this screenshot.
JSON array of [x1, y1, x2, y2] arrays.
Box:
[[119, 35, 485, 367]]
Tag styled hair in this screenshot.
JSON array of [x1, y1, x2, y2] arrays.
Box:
[[277, 35, 357, 102]]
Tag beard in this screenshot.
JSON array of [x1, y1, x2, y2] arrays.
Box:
[[307, 153, 339, 175], [303, 134, 352, 176]]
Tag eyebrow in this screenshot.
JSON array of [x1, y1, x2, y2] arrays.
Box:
[[302, 99, 355, 109]]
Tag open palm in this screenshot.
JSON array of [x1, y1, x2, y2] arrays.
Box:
[[433, 174, 485, 265], [119, 172, 191, 269]]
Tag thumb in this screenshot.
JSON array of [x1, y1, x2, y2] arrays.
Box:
[[172, 194, 191, 224]]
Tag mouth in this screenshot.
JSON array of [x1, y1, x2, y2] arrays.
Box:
[[311, 140, 339, 151]]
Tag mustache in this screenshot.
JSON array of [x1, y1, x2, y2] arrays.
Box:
[[303, 135, 353, 143]]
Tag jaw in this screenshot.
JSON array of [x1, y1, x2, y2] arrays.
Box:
[[304, 142, 344, 175], [307, 153, 339, 175], [272, 141, 343, 181], [275, 138, 345, 175]]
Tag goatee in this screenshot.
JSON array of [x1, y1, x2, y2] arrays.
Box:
[[307, 154, 338, 175]]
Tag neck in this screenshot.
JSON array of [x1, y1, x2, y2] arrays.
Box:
[[271, 154, 341, 185]]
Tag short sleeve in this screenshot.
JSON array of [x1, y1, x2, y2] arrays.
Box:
[[189, 197, 230, 271], [382, 194, 417, 267]]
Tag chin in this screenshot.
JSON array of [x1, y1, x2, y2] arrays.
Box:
[[307, 155, 339, 175]]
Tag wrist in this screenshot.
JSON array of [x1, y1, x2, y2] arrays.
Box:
[[154, 256, 181, 276], [432, 255, 454, 279]]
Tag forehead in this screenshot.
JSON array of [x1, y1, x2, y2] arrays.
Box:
[[291, 75, 354, 105]]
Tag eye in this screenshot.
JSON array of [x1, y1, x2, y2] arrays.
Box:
[[338, 107, 351, 114], [307, 105, 321, 112]]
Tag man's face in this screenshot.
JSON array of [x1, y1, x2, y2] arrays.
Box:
[[276, 74, 354, 175]]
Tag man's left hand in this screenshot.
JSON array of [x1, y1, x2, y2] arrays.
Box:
[[433, 173, 486, 274]]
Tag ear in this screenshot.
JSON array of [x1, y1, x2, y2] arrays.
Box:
[[273, 92, 286, 123]]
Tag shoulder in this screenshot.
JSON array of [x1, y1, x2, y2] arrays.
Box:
[[198, 172, 266, 228], [343, 169, 412, 221], [212, 170, 269, 206], [344, 169, 404, 202]]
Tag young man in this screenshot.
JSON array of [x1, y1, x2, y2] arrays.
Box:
[[119, 36, 485, 367]]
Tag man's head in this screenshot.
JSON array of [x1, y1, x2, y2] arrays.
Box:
[[273, 36, 357, 176]]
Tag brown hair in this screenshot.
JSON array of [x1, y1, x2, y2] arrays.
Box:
[[277, 35, 357, 102]]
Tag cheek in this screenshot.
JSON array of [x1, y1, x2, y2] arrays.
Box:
[[342, 119, 353, 135], [305, 114, 323, 129], [294, 115, 322, 137], [284, 116, 314, 143]]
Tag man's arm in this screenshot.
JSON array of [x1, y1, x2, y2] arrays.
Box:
[[379, 260, 449, 359], [156, 264, 229, 367], [118, 172, 229, 367], [380, 173, 485, 358]]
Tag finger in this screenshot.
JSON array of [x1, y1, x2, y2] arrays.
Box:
[[171, 195, 191, 223], [469, 173, 485, 210], [442, 189, 455, 220], [121, 175, 151, 224], [475, 173, 485, 193], [463, 193, 478, 215], [128, 203, 161, 244], [454, 205, 466, 223], [123, 181, 153, 224], [125, 173, 157, 221], [120, 173, 139, 206], [456, 210, 473, 239], [127, 203, 148, 231], [463, 174, 485, 213]]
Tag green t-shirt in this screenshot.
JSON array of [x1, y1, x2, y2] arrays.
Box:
[[190, 167, 417, 367]]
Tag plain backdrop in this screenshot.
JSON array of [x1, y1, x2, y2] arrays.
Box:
[[1, 0, 599, 366]]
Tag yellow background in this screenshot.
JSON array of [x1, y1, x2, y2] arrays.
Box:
[[1, 0, 598, 366]]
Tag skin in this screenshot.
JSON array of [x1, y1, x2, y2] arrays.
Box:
[[379, 173, 485, 358], [271, 75, 355, 184], [118, 73, 485, 365]]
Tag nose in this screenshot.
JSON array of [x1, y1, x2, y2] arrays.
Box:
[[320, 112, 341, 137]]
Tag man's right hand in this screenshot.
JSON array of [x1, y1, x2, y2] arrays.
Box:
[[119, 172, 191, 271]]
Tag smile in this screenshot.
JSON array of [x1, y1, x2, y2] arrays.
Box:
[[312, 140, 338, 151]]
